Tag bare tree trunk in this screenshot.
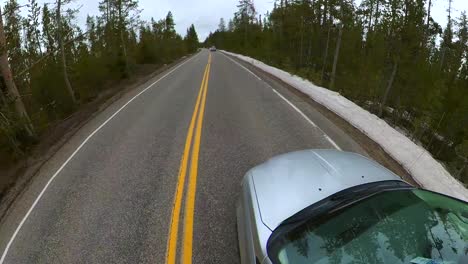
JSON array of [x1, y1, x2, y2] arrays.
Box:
[[117, 0, 129, 76], [330, 24, 342, 90], [367, 0, 374, 34], [316, 0, 322, 26], [440, 47, 446, 70], [106, 0, 110, 22], [36, 32, 42, 55], [120, 29, 129, 73], [244, 18, 248, 49], [379, 62, 398, 117], [448, 0, 452, 21], [426, 0, 432, 30], [0, 6, 34, 135], [321, 25, 331, 84], [56, 0, 77, 104], [322, 0, 328, 26], [299, 17, 304, 67], [0, 88, 7, 105], [375, 0, 380, 19]]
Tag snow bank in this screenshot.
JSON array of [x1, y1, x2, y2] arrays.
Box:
[[222, 50, 468, 201]]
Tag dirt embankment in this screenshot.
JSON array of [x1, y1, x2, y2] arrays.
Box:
[[0, 56, 191, 219]]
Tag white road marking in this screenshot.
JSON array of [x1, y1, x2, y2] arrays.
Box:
[[272, 88, 342, 150], [220, 52, 262, 81], [224, 56, 343, 151], [222, 52, 342, 151], [0, 53, 199, 264], [324, 135, 342, 151], [270, 87, 342, 150], [271, 89, 317, 128]]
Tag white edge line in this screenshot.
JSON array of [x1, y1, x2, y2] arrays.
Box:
[[324, 135, 342, 151], [220, 52, 262, 81], [221, 51, 342, 151], [271, 88, 342, 151], [0, 53, 198, 264], [271, 89, 317, 128]]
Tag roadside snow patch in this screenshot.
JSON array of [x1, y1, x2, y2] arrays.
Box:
[[222, 50, 468, 201]]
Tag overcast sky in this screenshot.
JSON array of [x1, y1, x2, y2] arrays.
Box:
[[2, 0, 467, 40]]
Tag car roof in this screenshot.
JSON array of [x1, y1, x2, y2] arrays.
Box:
[[249, 149, 404, 230]]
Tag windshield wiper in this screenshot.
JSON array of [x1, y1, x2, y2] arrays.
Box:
[[268, 181, 414, 244]]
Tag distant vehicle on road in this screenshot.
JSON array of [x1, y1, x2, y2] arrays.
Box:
[[237, 149, 468, 264], [209, 46, 217, 51]]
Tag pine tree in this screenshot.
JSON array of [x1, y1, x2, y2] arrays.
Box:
[[185, 24, 199, 53], [98, 0, 139, 77], [3, 0, 24, 77], [234, 0, 256, 49], [164, 11, 176, 38], [86, 16, 98, 55], [218, 18, 226, 32], [56, 0, 77, 104], [42, 4, 55, 53], [25, 0, 42, 58]]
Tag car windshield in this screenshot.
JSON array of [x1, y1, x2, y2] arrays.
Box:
[[268, 189, 468, 264]]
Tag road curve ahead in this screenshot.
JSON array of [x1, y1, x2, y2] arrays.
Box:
[[0, 50, 366, 263]]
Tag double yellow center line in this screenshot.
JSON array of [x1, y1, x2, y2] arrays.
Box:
[[166, 54, 211, 264]]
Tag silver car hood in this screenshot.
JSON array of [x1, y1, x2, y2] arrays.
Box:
[[249, 149, 403, 230]]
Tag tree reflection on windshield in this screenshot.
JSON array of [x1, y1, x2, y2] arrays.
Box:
[[271, 190, 468, 264]]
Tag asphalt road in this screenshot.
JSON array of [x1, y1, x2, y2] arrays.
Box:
[[0, 50, 366, 263]]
